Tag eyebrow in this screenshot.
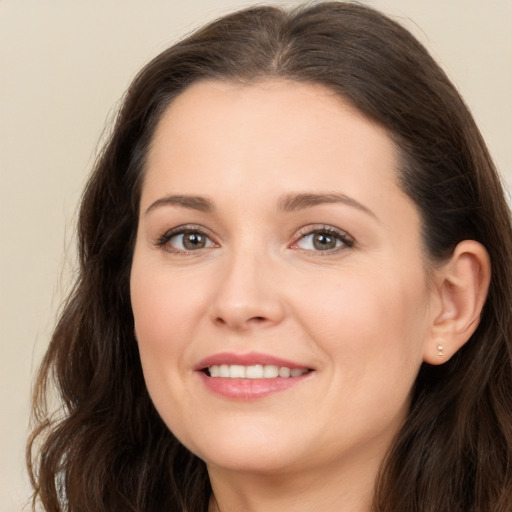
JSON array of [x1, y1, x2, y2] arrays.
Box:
[[144, 191, 376, 219], [145, 195, 215, 214], [278, 192, 377, 218]]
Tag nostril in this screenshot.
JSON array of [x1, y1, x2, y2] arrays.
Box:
[[214, 315, 267, 327]]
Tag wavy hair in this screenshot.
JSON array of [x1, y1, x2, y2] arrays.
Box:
[[28, 2, 512, 511]]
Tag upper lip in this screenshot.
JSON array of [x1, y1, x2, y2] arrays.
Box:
[[194, 352, 312, 371]]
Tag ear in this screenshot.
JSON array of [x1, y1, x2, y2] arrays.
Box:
[[423, 240, 491, 365]]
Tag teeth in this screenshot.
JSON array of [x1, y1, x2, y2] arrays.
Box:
[[230, 365, 246, 378], [263, 365, 279, 378], [245, 364, 263, 378], [279, 367, 291, 378], [207, 364, 309, 379]]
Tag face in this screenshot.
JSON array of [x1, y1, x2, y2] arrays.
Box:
[[130, 80, 436, 477]]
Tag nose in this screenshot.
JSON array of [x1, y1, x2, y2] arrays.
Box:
[[209, 248, 286, 331]]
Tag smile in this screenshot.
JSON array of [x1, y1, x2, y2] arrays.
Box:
[[207, 364, 310, 379], [195, 353, 314, 399]]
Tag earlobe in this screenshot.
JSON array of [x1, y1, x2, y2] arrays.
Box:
[[423, 240, 491, 365]]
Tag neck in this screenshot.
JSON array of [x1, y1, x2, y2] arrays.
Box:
[[207, 454, 381, 512]]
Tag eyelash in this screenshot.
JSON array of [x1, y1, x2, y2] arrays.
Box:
[[155, 224, 217, 255], [291, 225, 354, 254], [155, 224, 354, 255]]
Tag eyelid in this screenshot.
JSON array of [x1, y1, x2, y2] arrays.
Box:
[[155, 224, 218, 253], [290, 224, 355, 252], [154, 223, 353, 254]]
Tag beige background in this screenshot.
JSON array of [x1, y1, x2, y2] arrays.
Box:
[[1, 1, 511, 510]]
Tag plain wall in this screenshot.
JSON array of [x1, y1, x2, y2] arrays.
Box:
[[1, 1, 511, 510]]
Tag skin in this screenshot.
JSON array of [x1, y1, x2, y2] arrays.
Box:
[[130, 80, 488, 512]]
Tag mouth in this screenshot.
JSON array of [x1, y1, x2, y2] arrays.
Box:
[[195, 352, 314, 399], [204, 364, 311, 379]]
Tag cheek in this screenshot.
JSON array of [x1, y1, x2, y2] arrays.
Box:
[[306, 269, 429, 416], [131, 261, 206, 346], [130, 262, 208, 437], [294, 266, 429, 371], [129, 259, 209, 402]]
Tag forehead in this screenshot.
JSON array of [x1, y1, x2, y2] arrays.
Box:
[[143, 79, 410, 220], [148, 79, 395, 171]]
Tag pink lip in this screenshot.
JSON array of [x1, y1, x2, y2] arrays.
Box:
[[194, 352, 314, 400], [194, 352, 311, 370]]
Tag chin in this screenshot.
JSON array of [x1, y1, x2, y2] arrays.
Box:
[[181, 422, 305, 474], [201, 446, 297, 475]]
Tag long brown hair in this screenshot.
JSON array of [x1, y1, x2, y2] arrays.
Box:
[[28, 3, 512, 511]]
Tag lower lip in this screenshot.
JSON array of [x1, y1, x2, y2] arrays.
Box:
[[196, 371, 312, 400]]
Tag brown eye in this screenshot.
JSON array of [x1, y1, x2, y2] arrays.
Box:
[[312, 232, 337, 250], [182, 231, 207, 250], [165, 230, 215, 251]]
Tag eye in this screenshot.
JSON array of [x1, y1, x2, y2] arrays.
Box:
[[172, 231, 212, 250], [292, 226, 353, 252], [157, 226, 216, 253]]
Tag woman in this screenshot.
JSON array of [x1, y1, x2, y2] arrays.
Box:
[[27, 2, 512, 511]]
